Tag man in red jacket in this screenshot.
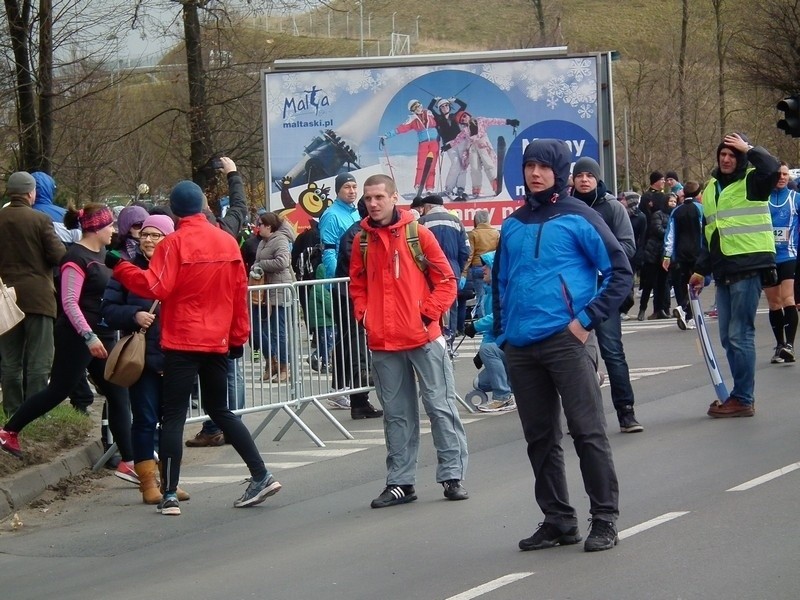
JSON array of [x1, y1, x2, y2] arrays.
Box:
[[349, 173, 469, 508], [109, 180, 280, 515]]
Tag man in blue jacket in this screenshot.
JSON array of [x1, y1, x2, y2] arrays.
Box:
[[494, 139, 631, 553]]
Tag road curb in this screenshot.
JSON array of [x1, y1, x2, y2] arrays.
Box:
[[0, 440, 105, 521]]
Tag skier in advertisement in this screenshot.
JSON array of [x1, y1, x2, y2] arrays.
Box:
[[428, 96, 468, 200], [379, 99, 440, 195], [444, 110, 519, 199]]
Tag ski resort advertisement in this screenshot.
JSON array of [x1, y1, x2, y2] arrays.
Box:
[[262, 49, 614, 229]]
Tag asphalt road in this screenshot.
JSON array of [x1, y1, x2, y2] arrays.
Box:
[[1, 305, 799, 600]]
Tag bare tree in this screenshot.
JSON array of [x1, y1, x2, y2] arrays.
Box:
[[734, 0, 800, 94], [678, 0, 688, 180]]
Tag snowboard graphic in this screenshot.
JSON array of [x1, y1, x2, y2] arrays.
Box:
[[416, 151, 436, 198], [494, 136, 506, 196]]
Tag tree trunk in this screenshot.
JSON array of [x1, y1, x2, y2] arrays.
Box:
[[182, 1, 214, 186], [4, 0, 42, 170], [532, 0, 546, 43], [38, 0, 53, 173], [713, 0, 726, 138], [678, 0, 688, 181]]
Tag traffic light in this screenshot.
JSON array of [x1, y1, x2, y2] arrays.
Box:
[[777, 95, 800, 138]]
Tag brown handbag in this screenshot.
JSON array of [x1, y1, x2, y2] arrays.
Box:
[[104, 300, 158, 387]]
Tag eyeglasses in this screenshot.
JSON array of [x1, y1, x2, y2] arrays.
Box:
[[130, 222, 144, 230], [139, 232, 165, 241]]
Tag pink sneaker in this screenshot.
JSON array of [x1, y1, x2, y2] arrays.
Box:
[[0, 428, 22, 458], [114, 460, 140, 485]]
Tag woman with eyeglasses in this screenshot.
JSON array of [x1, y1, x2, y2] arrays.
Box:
[[0, 204, 135, 484], [114, 204, 149, 260], [102, 215, 190, 505]]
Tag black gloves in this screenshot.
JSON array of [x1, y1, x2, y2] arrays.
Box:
[[227, 345, 244, 359], [506, 118, 520, 127], [473, 353, 483, 370], [464, 322, 477, 338], [105, 250, 122, 269], [441, 143, 451, 152]]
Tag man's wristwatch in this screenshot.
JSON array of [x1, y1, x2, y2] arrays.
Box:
[[82, 331, 94, 343]]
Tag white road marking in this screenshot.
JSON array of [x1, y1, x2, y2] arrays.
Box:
[[443, 572, 534, 600], [726, 462, 800, 492], [618, 512, 690, 540], [180, 476, 248, 484]]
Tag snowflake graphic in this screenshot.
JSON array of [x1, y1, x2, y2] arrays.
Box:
[[346, 70, 375, 94], [569, 59, 593, 82], [281, 73, 301, 93], [526, 82, 544, 102], [546, 96, 558, 110], [578, 104, 593, 119], [481, 63, 514, 91], [563, 83, 582, 107], [546, 76, 569, 99]]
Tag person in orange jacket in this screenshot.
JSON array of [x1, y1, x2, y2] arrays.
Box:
[[349, 173, 469, 509], [108, 180, 281, 515]]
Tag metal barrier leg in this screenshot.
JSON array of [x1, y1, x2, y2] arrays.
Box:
[[92, 442, 118, 472], [272, 404, 326, 447], [455, 392, 477, 414]]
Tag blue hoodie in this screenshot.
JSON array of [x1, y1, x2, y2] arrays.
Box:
[[31, 172, 64, 222], [31, 171, 80, 244], [472, 251, 497, 344], [493, 139, 632, 346]]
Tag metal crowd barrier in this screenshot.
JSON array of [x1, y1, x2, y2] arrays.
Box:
[[93, 276, 473, 469]]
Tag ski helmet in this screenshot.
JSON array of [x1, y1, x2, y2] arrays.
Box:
[[436, 98, 450, 110], [408, 99, 422, 112]]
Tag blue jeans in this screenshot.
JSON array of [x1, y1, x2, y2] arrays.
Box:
[[269, 305, 289, 364], [470, 266, 485, 319], [250, 303, 269, 352], [594, 311, 635, 412], [477, 342, 512, 400], [202, 358, 245, 435], [129, 367, 162, 463], [314, 326, 335, 365], [716, 275, 761, 405]]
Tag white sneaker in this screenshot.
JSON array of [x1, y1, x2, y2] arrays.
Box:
[[477, 396, 516, 413], [620, 313, 631, 321], [686, 318, 696, 330], [673, 306, 688, 330], [327, 389, 351, 409]]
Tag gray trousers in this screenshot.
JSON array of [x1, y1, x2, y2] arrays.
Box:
[[505, 328, 619, 526], [371, 337, 468, 486], [0, 314, 54, 416]]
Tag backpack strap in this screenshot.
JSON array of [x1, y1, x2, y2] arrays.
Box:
[[405, 220, 427, 272]]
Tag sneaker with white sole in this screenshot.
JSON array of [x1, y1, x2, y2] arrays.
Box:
[[771, 345, 785, 364], [327, 391, 351, 410], [686, 318, 696, 330], [477, 397, 516, 413], [158, 493, 181, 516], [114, 460, 140, 485], [780, 343, 795, 363], [234, 474, 282, 507], [673, 306, 688, 330]]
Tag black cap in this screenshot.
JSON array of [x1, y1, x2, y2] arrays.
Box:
[[335, 172, 356, 194]]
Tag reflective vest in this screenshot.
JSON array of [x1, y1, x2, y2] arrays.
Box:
[[702, 171, 775, 256]]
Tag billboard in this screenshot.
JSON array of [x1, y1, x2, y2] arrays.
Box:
[[262, 49, 614, 230]]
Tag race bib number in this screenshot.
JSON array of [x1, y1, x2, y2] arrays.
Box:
[[774, 227, 789, 243]]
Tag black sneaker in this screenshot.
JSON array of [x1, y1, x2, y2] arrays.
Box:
[[158, 493, 181, 516], [584, 519, 619, 552], [771, 345, 785, 364], [618, 406, 644, 433], [442, 479, 469, 501], [370, 484, 417, 508], [351, 403, 384, 420], [780, 343, 795, 363], [519, 522, 581, 551]]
